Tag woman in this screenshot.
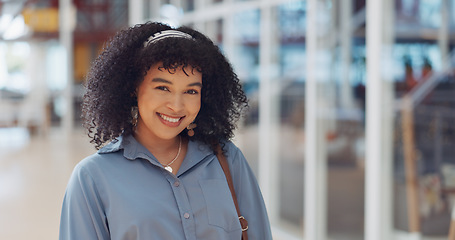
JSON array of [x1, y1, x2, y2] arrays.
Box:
[[59, 22, 272, 240]]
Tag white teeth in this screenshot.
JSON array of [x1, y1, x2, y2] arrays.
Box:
[[160, 114, 180, 123]]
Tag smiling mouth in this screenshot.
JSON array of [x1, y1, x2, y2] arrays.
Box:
[[158, 113, 183, 123]]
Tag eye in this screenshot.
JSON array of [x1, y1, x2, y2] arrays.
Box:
[[156, 86, 169, 91], [186, 89, 199, 95]]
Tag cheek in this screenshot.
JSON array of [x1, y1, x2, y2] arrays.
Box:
[[136, 98, 148, 114], [137, 90, 159, 108], [189, 97, 201, 115]]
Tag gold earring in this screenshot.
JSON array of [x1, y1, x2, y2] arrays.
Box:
[[131, 106, 138, 127], [187, 122, 197, 137]]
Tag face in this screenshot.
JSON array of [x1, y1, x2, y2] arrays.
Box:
[[135, 63, 202, 142]]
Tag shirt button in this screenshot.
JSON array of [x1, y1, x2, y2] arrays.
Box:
[[174, 181, 180, 187], [184, 213, 190, 219]]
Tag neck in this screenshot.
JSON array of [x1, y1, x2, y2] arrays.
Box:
[[133, 132, 180, 156]]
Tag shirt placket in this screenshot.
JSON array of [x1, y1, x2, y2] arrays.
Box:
[[164, 173, 197, 240]]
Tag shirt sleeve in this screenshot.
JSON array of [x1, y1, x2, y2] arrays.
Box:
[[59, 163, 110, 240], [228, 144, 273, 240]]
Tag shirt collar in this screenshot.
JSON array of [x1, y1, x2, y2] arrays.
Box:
[[179, 139, 214, 173], [98, 134, 214, 170], [98, 134, 157, 161]]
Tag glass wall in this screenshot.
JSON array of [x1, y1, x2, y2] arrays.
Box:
[[171, 0, 455, 239], [392, 0, 455, 237], [275, 1, 306, 234], [229, 8, 261, 175]]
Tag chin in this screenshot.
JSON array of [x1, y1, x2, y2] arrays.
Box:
[[157, 130, 185, 140]]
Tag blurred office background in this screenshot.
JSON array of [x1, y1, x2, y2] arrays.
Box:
[[1, 0, 455, 239]]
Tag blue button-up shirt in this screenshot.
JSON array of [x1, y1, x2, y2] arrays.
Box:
[[59, 135, 272, 240]]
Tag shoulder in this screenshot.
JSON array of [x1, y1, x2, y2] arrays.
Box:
[[71, 153, 106, 180], [78, 149, 116, 167], [67, 150, 126, 195], [220, 140, 248, 167], [71, 150, 122, 180], [222, 140, 240, 155]]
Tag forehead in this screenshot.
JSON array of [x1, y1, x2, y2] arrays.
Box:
[[144, 63, 202, 83]]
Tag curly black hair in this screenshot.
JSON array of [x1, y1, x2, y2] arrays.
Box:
[[82, 22, 248, 151]]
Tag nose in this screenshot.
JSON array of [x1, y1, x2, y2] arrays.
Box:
[[167, 94, 184, 112]]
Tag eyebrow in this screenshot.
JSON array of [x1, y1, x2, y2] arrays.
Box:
[[151, 78, 202, 87]]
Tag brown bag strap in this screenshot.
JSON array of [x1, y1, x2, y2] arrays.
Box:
[[216, 145, 249, 240]]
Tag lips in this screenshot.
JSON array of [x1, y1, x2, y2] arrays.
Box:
[[157, 113, 184, 126], [159, 114, 181, 123]]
